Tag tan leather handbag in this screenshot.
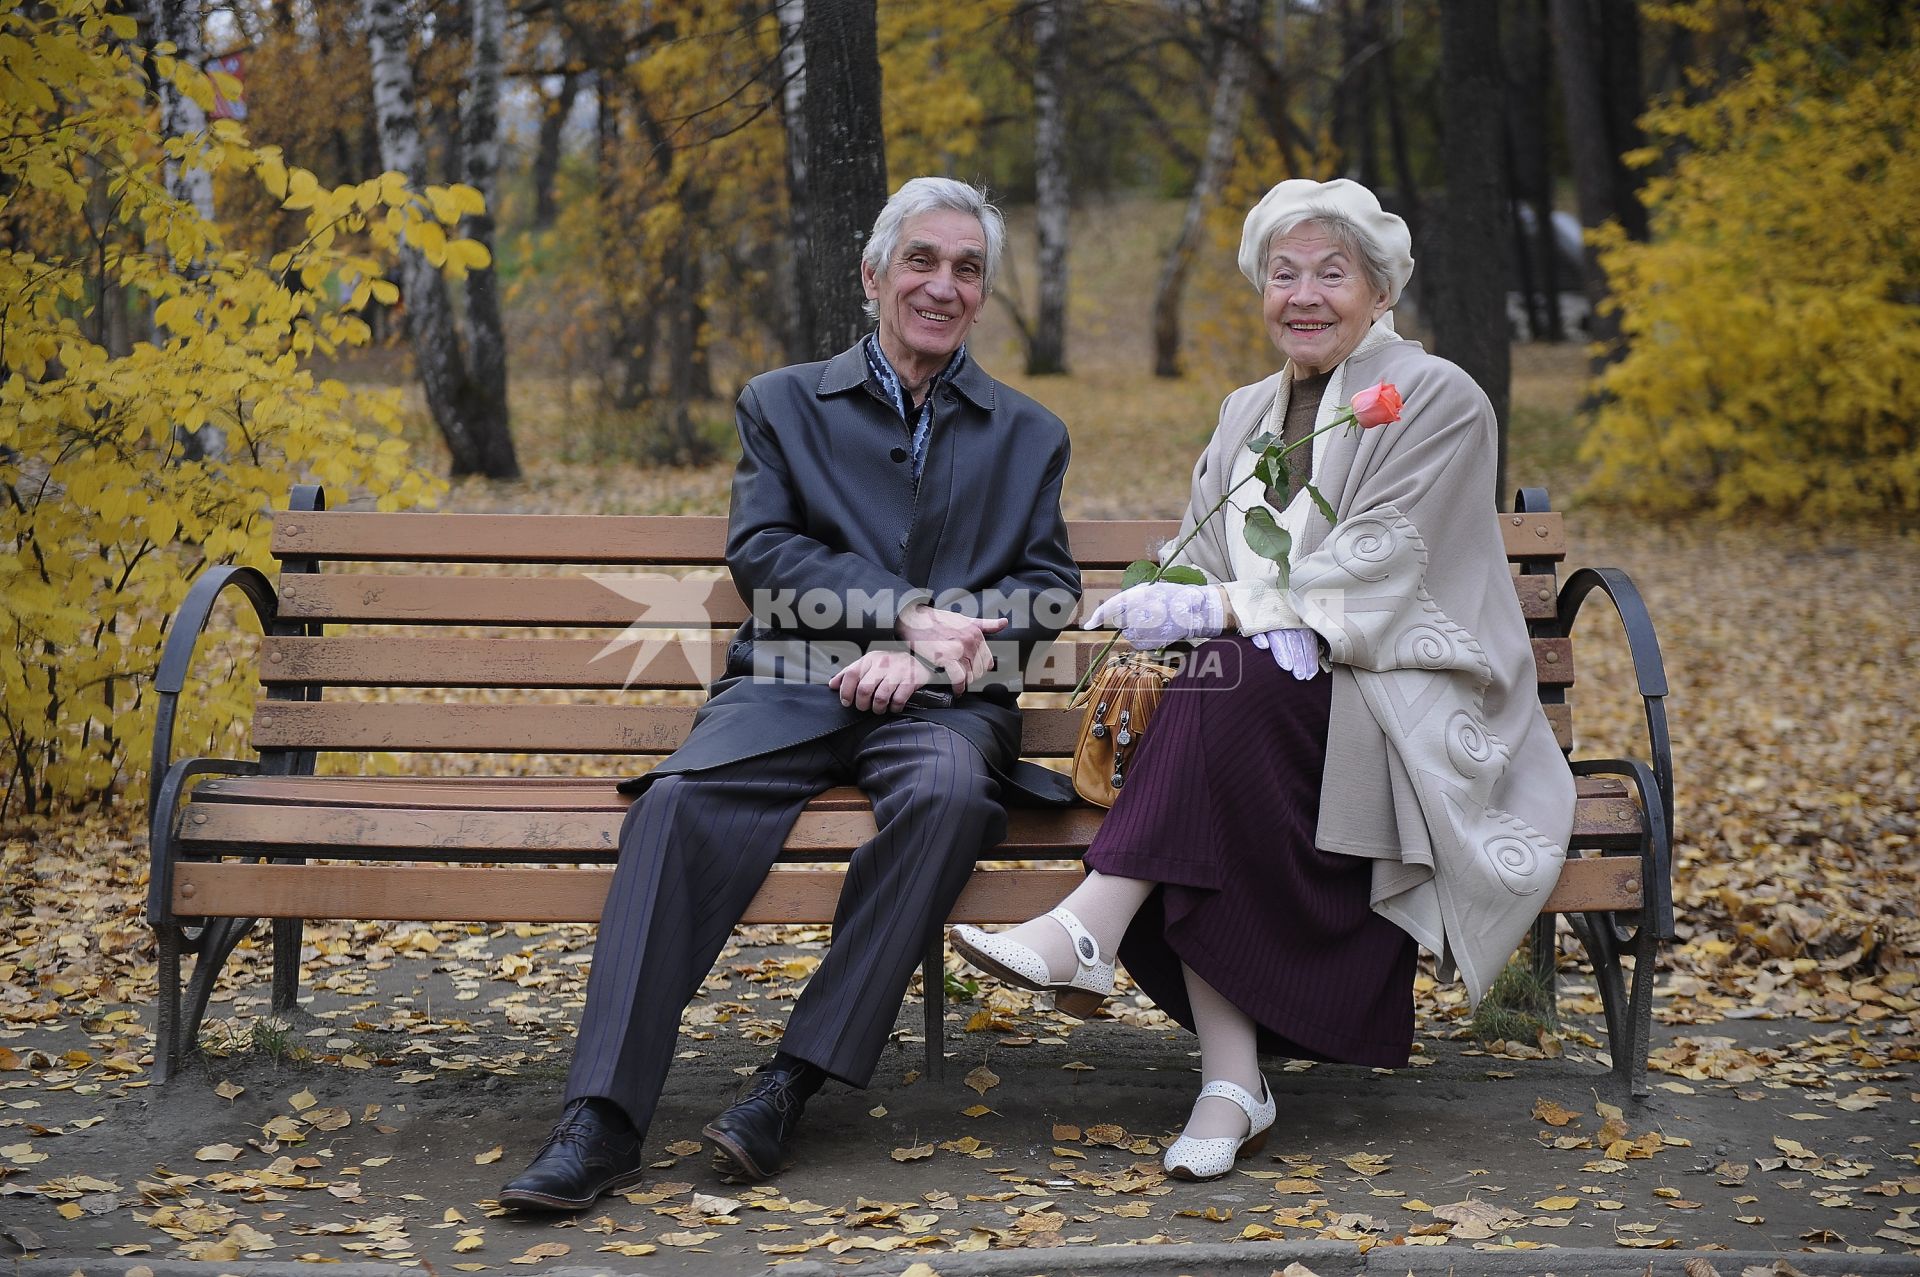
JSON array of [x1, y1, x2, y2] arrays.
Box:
[[1071, 651, 1179, 807]]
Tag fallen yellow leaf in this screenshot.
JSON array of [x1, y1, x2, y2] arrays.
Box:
[[509, 1241, 570, 1263], [194, 1143, 243, 1162], [473, 1145, 504, 1165]]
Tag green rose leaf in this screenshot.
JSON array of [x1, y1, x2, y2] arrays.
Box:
[[1306, 482, 1337, 525], [1120, 559, 1161, 589], [1242, 506, 1293, 589], [1246, 431, 1277, 454], [1158, 565, 1208, 586], [1253, 453, 1283, 492]]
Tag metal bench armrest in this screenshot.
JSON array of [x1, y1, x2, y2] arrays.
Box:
[[1557, 566, 1674, 849], [148, 755, 261, 928], [1570, 757, 1675, 942], [149, 565, 279, 819]]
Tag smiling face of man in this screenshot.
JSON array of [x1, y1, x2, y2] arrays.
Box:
[[862, 209, 987, 391]]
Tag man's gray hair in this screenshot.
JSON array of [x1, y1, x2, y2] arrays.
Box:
[[861, 177, 1005, 325], [1260, 208, 1398, 303]]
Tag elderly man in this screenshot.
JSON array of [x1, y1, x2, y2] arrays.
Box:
[[500, 178, 1080, 1211]]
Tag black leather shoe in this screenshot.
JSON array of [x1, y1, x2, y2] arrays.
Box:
[[702, 1057, 825, 1181], [497, 1097, 645, 1211]]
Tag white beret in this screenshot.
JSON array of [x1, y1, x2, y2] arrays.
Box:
[[1237, 177, 1415, 305]]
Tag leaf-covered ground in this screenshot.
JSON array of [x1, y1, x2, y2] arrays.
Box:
[[4, 227, 1917, 1267]]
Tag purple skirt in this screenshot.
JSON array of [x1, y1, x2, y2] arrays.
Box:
[[1084, 636, 1416, 1067]]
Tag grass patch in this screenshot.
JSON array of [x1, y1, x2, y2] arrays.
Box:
[[1471, 957, 1558, 1045], [200, 1016, 311, 1069]]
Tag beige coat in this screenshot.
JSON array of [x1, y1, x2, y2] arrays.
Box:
[[1165, 321, 1576, 1005]]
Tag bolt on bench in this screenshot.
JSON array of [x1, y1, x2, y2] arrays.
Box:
[[148, 484, 1673, 1092]]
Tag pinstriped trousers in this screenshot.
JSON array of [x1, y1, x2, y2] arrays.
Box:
[[565, 718, 1006, 1138]]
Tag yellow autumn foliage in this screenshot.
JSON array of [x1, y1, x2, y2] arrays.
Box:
[[0, 0, 472, 814], [1580, 2, 1920, 517]]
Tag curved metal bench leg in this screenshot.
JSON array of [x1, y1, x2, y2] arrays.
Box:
[[178, 916, 260, 1067], [1568, 909, 1632, 1089], [1620, 929, 1659, 1098], [1529, 913, 1558, 1020], [155, 927, 186, 1084], [921, 937, 945, 1081], [272, 918, 304, 1014]]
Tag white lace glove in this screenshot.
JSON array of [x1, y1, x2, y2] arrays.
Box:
[[1249, 628, 1321, 680], [1085, 582, 1225, 650]]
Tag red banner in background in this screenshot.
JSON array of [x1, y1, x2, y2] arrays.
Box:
[[208, 53, 246, 121]]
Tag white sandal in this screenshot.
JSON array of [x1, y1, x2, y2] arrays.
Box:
[[1162, 1078, 1276, 1181], [948, 906, 1114, 1017]]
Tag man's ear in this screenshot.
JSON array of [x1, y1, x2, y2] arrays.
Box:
[[860, 258, 881, 301]]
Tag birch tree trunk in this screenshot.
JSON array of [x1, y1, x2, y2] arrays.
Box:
[[1028, 0, 1071, 375], [364, 0, 519, 479], [145, 0, 223, 459], [456, 0, 518, 478], [776, 0, 811, 362], [146, 0, 214, 224], [1151, 0, 1255, 379], [795, 0, 887, 359], [1433, 0, 1513, 508]]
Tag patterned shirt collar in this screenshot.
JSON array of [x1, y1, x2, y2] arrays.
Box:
[[861, 333, 966, 485]]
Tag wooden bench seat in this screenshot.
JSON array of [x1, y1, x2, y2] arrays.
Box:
[[148, 485, 1673, 1093]]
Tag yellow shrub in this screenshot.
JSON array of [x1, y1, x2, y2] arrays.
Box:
[[0, 0, 469, 814], [1580, 3, 1920, 517]]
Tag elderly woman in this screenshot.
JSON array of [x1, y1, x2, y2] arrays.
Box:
[[952, 178, 1576, 1180]]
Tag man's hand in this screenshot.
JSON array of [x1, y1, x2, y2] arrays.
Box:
[[896, 604, 1009, 694], [828, 649, 932, 714]]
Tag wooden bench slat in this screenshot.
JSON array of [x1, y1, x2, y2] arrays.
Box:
[[191, 772, 1631, 811], [178, 790, 1639, 854], [257, 636, 1098, 690], [171, 853, 1640, 926], [248, 697, 1574, 757], [249, 702, 1088, 755], [178, 801, 1109, 855], [273, 514, 1184, 569], [273, 512, 1565, 566], [279, 571, 1568, 627], [256, 634, 1574, 691], [1515, 573, 1558, 620], [277, 573, 749, 627]]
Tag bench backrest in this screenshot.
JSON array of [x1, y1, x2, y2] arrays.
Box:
[[255, 501, 1573, 772]]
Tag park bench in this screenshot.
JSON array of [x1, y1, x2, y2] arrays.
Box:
[[147, 485, 1673, 1094]]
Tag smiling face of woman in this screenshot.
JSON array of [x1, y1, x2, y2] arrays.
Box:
[[1261, 225, 1391, 377]]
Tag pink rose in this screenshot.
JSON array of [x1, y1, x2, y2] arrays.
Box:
[[1350, 381, 1402, 429]]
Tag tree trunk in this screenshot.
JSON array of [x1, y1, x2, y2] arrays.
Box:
[[146, 0, 215, 224], [776, 0, 811, 362], [1150, 0, 1255, 379], [1504, 0, 1561, 340], [531, 71, 579, 229], [144, 0, 225, 460], [1434, 0, 1512, 508], [1028, 0, 1071, 375], [364, 0, 515, 479], [457, 0, 518, 478], [1550, 0, 1647, 363], [795, 0, 888, 359]]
